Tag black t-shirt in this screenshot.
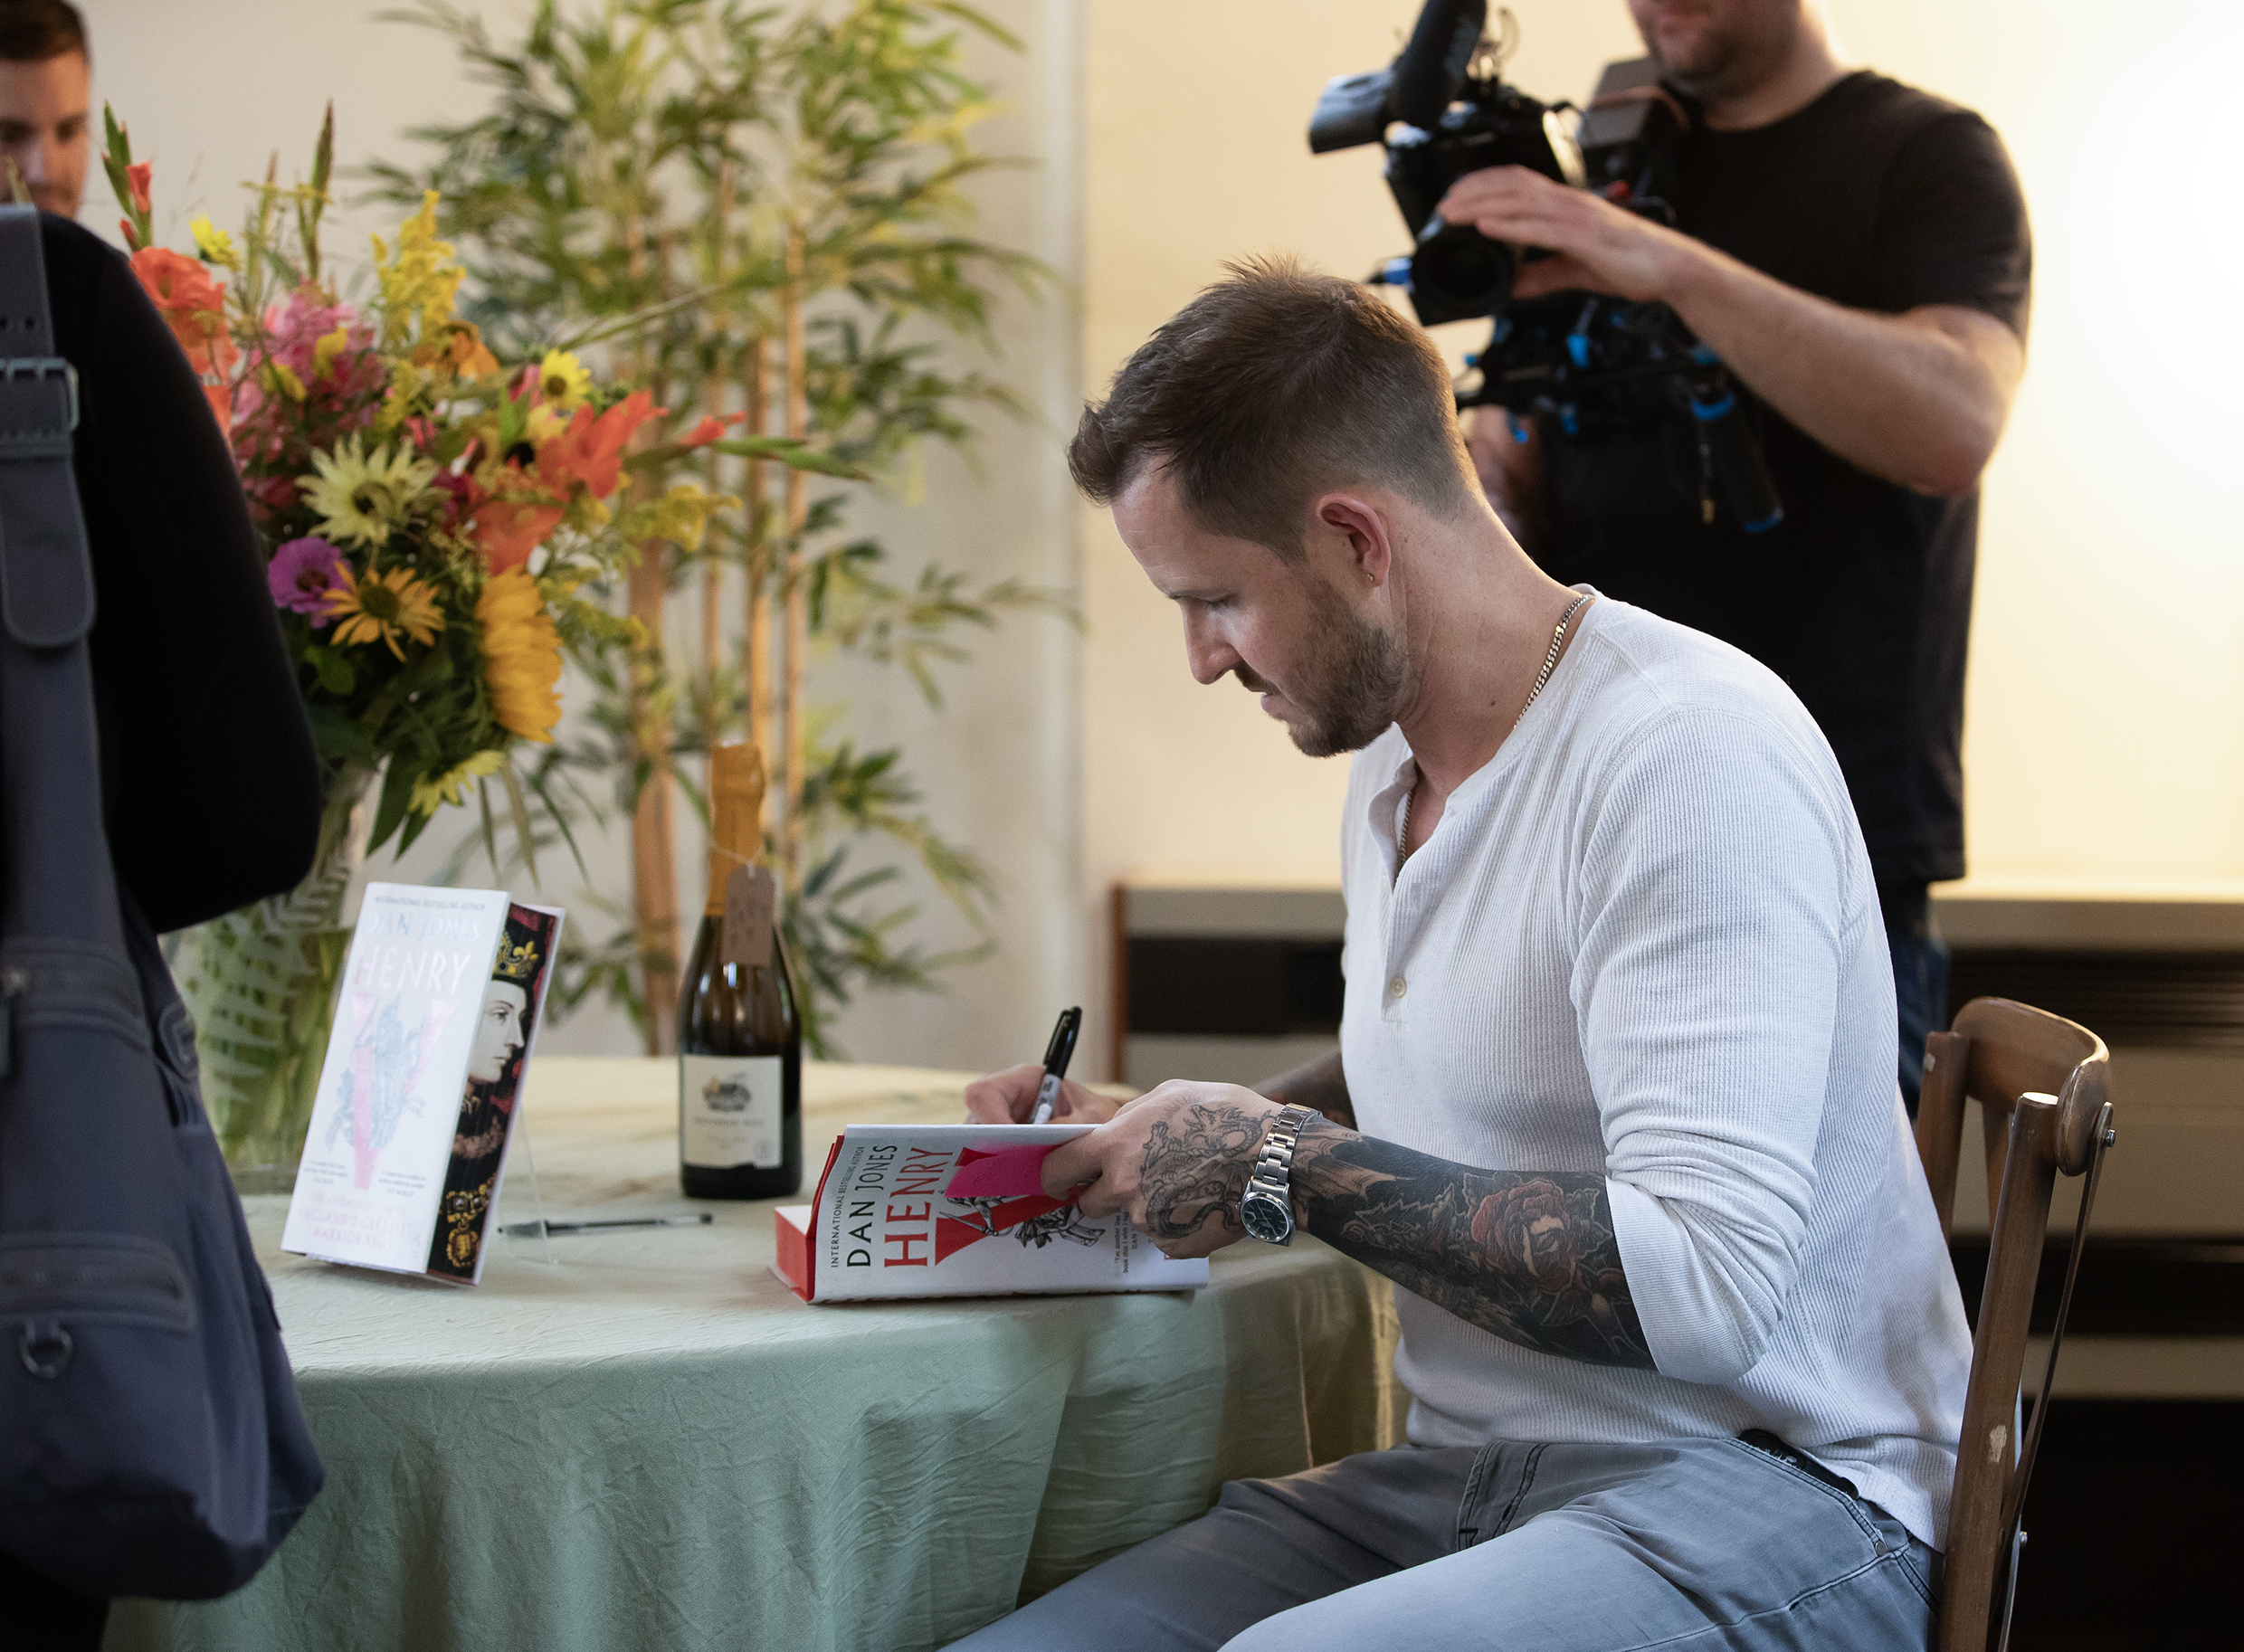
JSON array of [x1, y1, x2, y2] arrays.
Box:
[[1526, 71, 2030, 885]]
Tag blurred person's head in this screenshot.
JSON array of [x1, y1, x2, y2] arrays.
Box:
[[1068, 256, 1484, 758], [1627, 0, 1821, 110], [0, 0, 87, 217]]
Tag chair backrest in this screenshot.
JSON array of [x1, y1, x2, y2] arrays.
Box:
[[1914, 996, 2114, 1652]]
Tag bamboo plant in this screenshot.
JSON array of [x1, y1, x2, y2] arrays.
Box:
[[376, 0, 1063, 1054]]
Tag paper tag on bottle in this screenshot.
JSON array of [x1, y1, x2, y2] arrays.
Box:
[[722, 864, 775, 968]]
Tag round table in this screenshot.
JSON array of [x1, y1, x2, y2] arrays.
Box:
[[106, 1059, 1403, 1652]]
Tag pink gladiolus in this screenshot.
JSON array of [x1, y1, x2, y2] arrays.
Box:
[[127, 161, 151, 215]]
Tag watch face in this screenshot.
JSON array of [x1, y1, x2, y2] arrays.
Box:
[[1241, 1192, 1291, 1244]]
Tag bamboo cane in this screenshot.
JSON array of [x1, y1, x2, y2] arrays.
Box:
[[781, 226, 809, 890], [700, 356, 725, 724], [700, 162, 734, 756], [626, 504, 679, 1054], [623, 205, 680, 1054], [743, 334, 772, 789]]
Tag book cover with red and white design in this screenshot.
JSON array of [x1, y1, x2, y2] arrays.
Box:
[[773, 1125, 1210, 1302]]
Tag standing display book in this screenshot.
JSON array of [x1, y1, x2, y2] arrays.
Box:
[[281, 884, 564, 1285], [772, 1125, 1211, 1302]]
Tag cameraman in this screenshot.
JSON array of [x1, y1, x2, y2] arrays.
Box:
[[1451, 0, 2029, 1111]]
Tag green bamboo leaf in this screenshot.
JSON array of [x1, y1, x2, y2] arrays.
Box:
[[368, 756, 421, 855], [499, 755, 542, 888]]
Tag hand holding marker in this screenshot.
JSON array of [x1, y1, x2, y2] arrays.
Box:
[[1030, 1007, 1083, 1125]]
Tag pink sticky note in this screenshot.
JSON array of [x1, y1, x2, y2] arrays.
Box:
[[946, 1143, 1061, 1200]]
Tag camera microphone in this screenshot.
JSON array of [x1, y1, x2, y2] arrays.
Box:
[[1390, 0, 1487, 131]]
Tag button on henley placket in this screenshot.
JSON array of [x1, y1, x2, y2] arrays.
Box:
[[1382, 855, 1443, 1023], [1376, 742, 1528, 1027]]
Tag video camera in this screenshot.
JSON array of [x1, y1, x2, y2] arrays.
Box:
[[1308, 0, 1782, 531]]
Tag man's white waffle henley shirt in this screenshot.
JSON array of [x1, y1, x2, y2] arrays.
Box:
[[1337, 593, 1973, 1548]]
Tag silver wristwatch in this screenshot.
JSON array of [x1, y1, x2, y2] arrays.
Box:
[[1239, 1106, 1315, 1246]]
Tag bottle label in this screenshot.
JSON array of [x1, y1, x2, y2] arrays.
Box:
[[680, 1055, 785, 1169]]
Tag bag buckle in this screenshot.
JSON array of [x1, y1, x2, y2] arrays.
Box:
[[0, 356, 77, 430]]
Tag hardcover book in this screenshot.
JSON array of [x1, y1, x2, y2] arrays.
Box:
[[773, 1125, 1211, 1302], [280, 884, 564, 1284]]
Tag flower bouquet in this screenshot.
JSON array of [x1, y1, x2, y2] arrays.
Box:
[[104, 108, 732, 1185]]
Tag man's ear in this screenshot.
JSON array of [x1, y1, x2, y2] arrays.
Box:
[[1311, 493, 1395, 589]]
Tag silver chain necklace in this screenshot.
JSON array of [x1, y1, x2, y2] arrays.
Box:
[[1400, 593, 1592, 866]]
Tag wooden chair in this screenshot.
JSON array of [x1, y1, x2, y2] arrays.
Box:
[[1915, 997, 2117, 1652]]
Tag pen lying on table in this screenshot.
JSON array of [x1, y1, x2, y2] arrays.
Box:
[[504, 1214, 716, 1237]]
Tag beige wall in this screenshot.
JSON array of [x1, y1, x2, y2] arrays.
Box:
[[1078, 0, 2244, 1073]]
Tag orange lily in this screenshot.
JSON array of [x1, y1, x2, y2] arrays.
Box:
[[471, 491, 568, 574], [537, 390, 661, 500]]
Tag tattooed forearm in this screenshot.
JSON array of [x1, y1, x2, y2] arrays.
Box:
[[1256, 1049, 1355, 1129], [1290, 1124, 1654, 1370]]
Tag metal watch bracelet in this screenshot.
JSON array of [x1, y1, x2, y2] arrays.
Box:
[[1245, 1106, 1315, 1211]]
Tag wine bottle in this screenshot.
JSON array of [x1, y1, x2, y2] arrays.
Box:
[[678, 741, 803, 1199]]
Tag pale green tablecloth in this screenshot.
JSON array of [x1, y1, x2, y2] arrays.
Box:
[[106, 1059, 1404, 1652]]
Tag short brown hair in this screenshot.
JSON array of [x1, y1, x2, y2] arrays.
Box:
[[1068, 254, 1477, 559], [0, 0, 86, 63]]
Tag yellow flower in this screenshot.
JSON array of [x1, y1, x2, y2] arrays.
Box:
[[189, 215, 241, 271], [265, 360, 307, 403], [476, 568, 563, 743], [371, 359, 426, 433], [649, 482, 734, 555], [311, 325, 350, 385], [299, 433, 438, 549], [408, 749, 505, 817], [536, 349, 592, 410], [323, 564, 445, 660], [372, 189, 463, 344]]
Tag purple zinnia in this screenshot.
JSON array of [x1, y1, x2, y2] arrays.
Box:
[[269, 536, 349, 625]]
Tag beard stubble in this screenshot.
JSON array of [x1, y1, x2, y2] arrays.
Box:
[[1242, 574, 1407, 759]]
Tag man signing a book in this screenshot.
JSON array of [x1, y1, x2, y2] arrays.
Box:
[[955, 257, 1968, 1650]]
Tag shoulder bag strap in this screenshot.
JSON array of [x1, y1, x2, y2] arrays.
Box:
[[0, 204, 90, 651]]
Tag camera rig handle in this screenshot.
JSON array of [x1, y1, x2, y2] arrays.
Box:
[[1457, 306, 1785, 535], [1688, 368, 1784, 535]]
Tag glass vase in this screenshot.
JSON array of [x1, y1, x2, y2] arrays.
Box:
[[173, 769, 375, 1193]]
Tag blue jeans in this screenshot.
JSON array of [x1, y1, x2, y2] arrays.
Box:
[[1883, 881, 1951, 1120], [948, 1438, 1938, 1651]]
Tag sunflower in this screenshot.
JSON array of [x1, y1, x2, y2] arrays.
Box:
[[476, 568, 563, 743], [408, 749, 505, 816], [298, 433, 439, 549], [537, 349, 592, 410], [324, 564, 446, 660]]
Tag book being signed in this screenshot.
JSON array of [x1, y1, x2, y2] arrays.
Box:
[[774, 1125, 1210, 1302]]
